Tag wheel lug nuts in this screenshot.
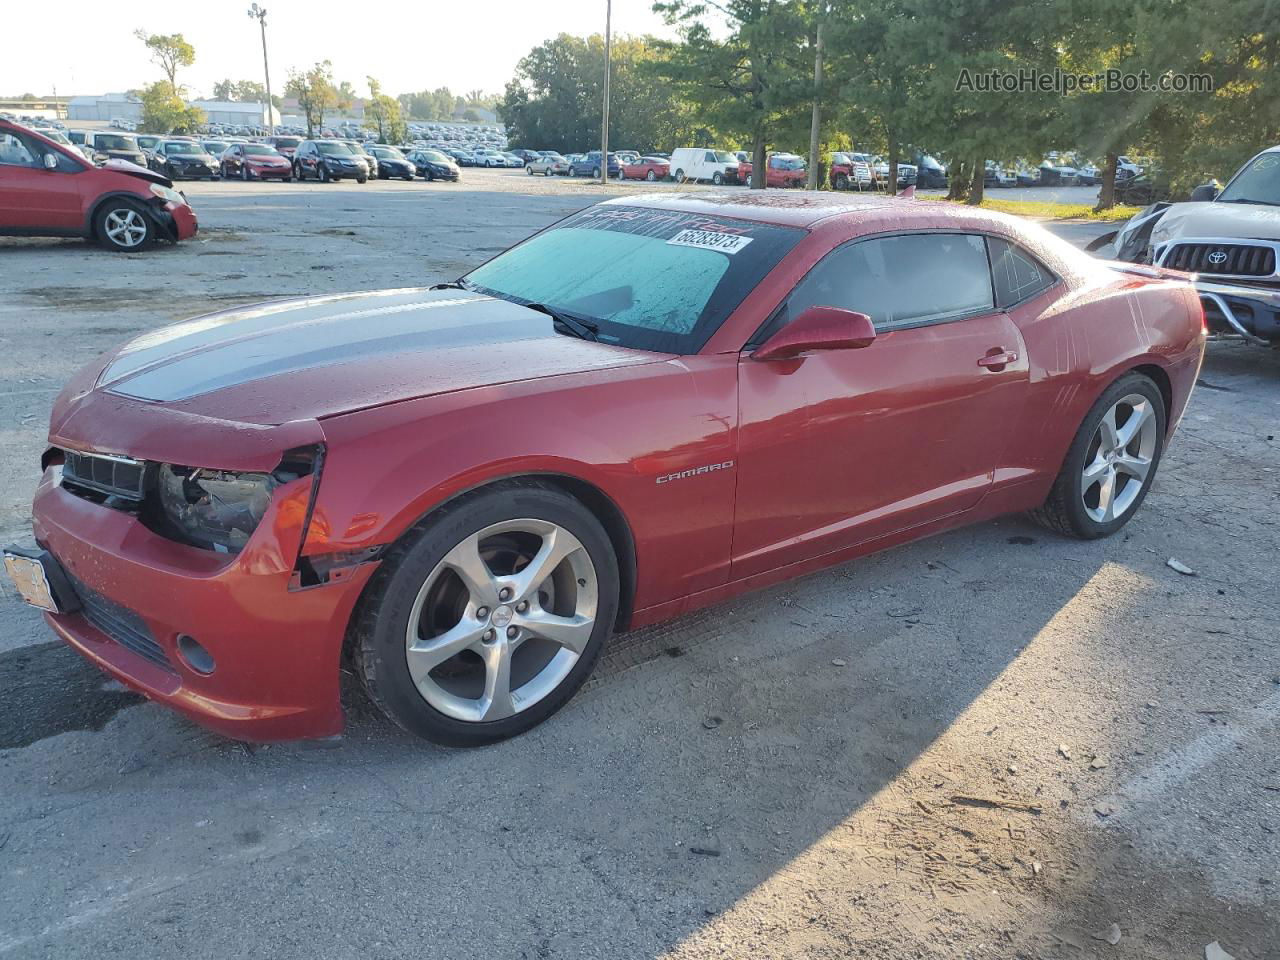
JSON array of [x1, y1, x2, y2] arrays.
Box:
[[506, 626, 518, 639], [476, 606, 489, 619], [483, 628, 495, 642], [498, 587, 512, 601], [516, 600, 528, 613]]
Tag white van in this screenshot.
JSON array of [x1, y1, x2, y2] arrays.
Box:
[[669, 147, 741, 185]]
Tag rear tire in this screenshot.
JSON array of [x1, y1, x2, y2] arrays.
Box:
[[355, 482, 619, 746], [1031, 373, 1166, 539]]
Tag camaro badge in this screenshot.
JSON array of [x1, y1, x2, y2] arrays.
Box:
[[656, 461, 735, 484]]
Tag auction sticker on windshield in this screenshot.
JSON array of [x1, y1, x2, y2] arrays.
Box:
[[667, 229, 754, 254]]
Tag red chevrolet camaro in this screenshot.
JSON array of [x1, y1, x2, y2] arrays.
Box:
[[4, 193, 1204, 746]]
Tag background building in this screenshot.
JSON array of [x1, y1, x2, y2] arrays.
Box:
[[188, 100, 281, 127], [66, 93, 142, 122]]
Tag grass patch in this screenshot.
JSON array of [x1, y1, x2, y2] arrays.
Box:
[[918, 194, 1142, 221]]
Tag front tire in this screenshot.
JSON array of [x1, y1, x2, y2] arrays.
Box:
[[712, 171, 723, 185], [355, 482, 619, 746], [94, 200, 154, 252], [1031, 373, 1166, 539]]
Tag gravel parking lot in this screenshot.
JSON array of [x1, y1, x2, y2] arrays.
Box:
[[1, 170, 1277, 959]]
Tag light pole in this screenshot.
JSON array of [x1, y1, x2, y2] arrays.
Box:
[[247, 3, 274, 136], [599, 0, 612, 184]]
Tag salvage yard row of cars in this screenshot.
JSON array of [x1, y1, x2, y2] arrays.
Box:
[[3, 110, 1217, 747]]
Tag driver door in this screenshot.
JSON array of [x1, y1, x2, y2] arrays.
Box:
[[731, 232, 1029, 580]]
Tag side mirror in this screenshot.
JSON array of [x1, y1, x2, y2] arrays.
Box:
[[1189, 182, 1219, 202], [43, 153, 58, 170], [753, 305, 876, 361]]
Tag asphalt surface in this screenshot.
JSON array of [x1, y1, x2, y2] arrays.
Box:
[[1, 170, 1276, 959]]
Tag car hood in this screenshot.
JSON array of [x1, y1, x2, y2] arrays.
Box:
[[101, 158, 171, 187], [56, 288, 667, 432], [1151, 201, 1280, 242]]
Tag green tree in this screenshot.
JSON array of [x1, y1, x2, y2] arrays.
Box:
[[138, 81, 205, 134], [134, 30, 196, 92], [366, 77, 407, 143], [285, 61, 337, 137], [500, 33, 702, 153], [652, 0, 810, 188]]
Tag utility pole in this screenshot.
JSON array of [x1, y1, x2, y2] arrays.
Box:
[[600, 0, 612, 184], [806, 8, 826, 191], [247, 4, 274, 136]]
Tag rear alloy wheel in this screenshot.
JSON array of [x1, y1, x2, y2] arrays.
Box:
[[544, 166, 552, 177], [592, 166, 601, 179], [95, 201, 153, 252], [646, 169, 657, 181], [356, 483, 618, 746], [1032, 373, 1165, 539], [674, 168, 685, 182]]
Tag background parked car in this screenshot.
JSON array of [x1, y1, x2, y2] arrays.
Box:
[[829, 152, 874, 190], [619, 156, 670, 181], [88, 132, 148, 168], [406, 149, 460, 181], [669, 147, 739, 184], [266, 135, 302, 159], [1114, 171, 1172, 205], [150, 140, 220, 181], [527, 152, 569, 176], [913, 153, 948, 188], [220, 142, 292, 181], [873, 156, 918, 188], [0, 118, 197, 252], [369, 145, 416, 180], [293, 140, 369, 182]]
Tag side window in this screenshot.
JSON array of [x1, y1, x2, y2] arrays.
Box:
[[767, 233, 994, 339], [987, 236, 1056, 307], [0, 132, 38, 167]]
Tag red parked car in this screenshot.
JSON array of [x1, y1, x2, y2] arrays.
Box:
[[739, 153, 809, 188], [0, 119, 197, 251], [4, 193, 1204, 746], [220, 142, 294, 181], [619, 156, 670, 181]]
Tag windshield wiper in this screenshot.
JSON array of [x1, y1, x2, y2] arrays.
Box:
[[429, 279, 472, 291], [524, 302, 599, 341]]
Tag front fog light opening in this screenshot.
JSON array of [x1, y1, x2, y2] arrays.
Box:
[[176, 634, 215, 675]]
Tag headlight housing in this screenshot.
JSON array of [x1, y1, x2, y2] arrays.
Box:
[[157, 465, 279, 554], [149, 182, 187, 206]]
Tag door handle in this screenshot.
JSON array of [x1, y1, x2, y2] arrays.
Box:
[[977, 350, 1018, 368]]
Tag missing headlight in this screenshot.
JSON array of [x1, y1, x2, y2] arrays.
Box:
[[156, 465, 278, 554], [150, 445, 324, 554]]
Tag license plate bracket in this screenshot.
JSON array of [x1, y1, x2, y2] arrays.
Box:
[[3, 547, 80, 614]]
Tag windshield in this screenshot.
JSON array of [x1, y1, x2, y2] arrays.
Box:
[[318, 142, 353, 156], [714, 151, 737, 163], [463, 204, 804, 353], [242, 144, 278, 156], [421, 150, 448, 162], [1218, 152, 1280, 206], [203, 141, 229, 153], [96, 134, 139, 150], [372, 147, 404, 158], [164, 141, 207, 154], [272, 137, 301, 148]]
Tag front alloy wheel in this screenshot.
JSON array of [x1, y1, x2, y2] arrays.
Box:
[[95, 202, 152, 251], [357, 483, 618, 745]]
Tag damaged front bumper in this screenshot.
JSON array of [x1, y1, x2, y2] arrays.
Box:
[[1192, 280, 1280, 345]]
